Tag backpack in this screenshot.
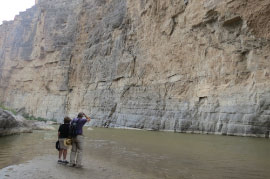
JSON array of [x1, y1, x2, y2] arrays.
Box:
[[69, 118, 79, 137], [56, 140, 60, 151]]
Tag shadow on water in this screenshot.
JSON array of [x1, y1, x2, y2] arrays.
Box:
[[0, 127, 270, 179]]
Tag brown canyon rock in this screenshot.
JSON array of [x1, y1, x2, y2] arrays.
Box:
[[0, 0, 269, 137]]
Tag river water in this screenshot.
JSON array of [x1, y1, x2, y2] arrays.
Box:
[[0, 127, 269, 179]]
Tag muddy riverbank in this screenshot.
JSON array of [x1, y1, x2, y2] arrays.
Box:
[[0, 155, 154, 179]]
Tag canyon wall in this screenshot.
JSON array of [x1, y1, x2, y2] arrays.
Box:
[[0, 0, 270, 137]]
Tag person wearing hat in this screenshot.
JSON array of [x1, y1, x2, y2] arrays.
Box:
[[69, 112, 91, 168], [58, 116, 71, 164]]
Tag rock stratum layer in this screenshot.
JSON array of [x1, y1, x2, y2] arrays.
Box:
[[0, 0, 270, 137]]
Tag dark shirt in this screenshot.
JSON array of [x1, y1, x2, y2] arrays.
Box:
[[58, 123, 70, 138], [72, 117, 87, 135]]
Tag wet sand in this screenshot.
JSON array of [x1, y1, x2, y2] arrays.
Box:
[[0, 154, 156, 179]]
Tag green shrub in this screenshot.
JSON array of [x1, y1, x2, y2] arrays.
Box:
[[22, 114, 47, 122], [0, 104, 17, 115], [50, 118, 57, 122], [0, 104, 56, 122]]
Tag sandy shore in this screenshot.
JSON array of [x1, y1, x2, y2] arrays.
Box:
[[0, 155, 156, 179]]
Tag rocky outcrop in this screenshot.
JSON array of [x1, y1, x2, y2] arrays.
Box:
[[0, 108, 56, 136], [0, 109, 32, 136], [0, 0, 270, 137]]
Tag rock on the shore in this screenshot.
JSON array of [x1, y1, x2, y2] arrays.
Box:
[[0, 109, 32, 137], [0, 108, 56, 136]]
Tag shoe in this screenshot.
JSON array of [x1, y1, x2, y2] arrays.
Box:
[[57, 160, 63, 163], [62, 160, 69, 164], [69, 163, 76, 167], [75, 164, 83, 168]]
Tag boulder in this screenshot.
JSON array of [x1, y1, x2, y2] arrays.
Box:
[[0, 109, 32, 137], [0, 108, 56, 137]]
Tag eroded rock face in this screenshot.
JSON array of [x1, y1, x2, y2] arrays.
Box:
[[0, 0, 270, 137]]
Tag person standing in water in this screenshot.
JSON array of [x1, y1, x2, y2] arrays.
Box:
[[58, 116, 71, 164], [69, 112, 91, 168]]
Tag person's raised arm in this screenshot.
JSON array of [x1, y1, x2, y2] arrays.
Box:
[[83, 113, 91, 122]]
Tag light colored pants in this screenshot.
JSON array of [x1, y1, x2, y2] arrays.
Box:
[[70, 135, 84, 165]]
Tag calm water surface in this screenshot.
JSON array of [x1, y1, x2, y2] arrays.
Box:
[[0, 127, 269, 179]]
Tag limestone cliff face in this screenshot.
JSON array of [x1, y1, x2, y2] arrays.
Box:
[[0, 0, 270, 137]]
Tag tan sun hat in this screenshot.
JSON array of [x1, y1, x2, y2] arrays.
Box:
[[64, 138, 72, 146]]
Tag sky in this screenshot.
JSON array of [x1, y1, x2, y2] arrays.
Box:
[[0, 0, 35, 25]]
